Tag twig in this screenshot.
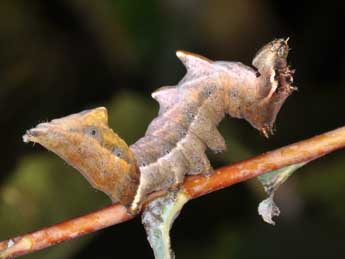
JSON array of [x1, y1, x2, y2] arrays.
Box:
[[1, 126, 345, 258]]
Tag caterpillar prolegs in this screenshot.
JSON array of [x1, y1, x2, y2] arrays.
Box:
[[23, 39, 295, 213]]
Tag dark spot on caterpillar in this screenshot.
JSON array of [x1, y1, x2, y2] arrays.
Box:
[[162, 146, 171, 155], [229, 89, 239, 98], [84, 126, 102, 141], [187, 111, 195, 121], [176, 128, 188, 139], [140, 162, 147, 167], [112, 147, 122, 158], [185, 104, 199, 124], [193, 166, 202, 173], [202, 86, 215, 97]]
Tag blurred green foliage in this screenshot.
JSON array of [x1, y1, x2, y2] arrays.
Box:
[[1, 0, 344, 258]]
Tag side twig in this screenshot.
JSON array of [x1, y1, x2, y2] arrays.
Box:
[[1, 126, 345, 259]]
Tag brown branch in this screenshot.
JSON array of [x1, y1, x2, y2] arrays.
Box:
[[1, 126, 345, 258]]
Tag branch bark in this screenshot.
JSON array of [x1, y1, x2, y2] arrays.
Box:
[[1, 126, 345, 259]]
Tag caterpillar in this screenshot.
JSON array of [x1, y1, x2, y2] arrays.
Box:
[[23, 39, 295, 213]]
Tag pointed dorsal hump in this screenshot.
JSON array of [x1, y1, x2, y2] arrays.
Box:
[[152, 86, 180, 114], [152, 51, 213, 115], [176, 50, 213, 75]]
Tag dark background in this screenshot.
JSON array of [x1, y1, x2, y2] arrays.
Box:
[[1, 1, 345, 258]]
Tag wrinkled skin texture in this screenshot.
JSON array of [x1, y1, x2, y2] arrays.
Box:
[[24, 39, 295, 213]]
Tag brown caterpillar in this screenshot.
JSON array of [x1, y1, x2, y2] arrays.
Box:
[[23, 39, 295, 213]]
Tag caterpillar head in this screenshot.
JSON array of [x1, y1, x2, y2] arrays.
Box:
[[253, 38, 290, 73], [23, 107, 140, 207], [249, 38, 296, 137]]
